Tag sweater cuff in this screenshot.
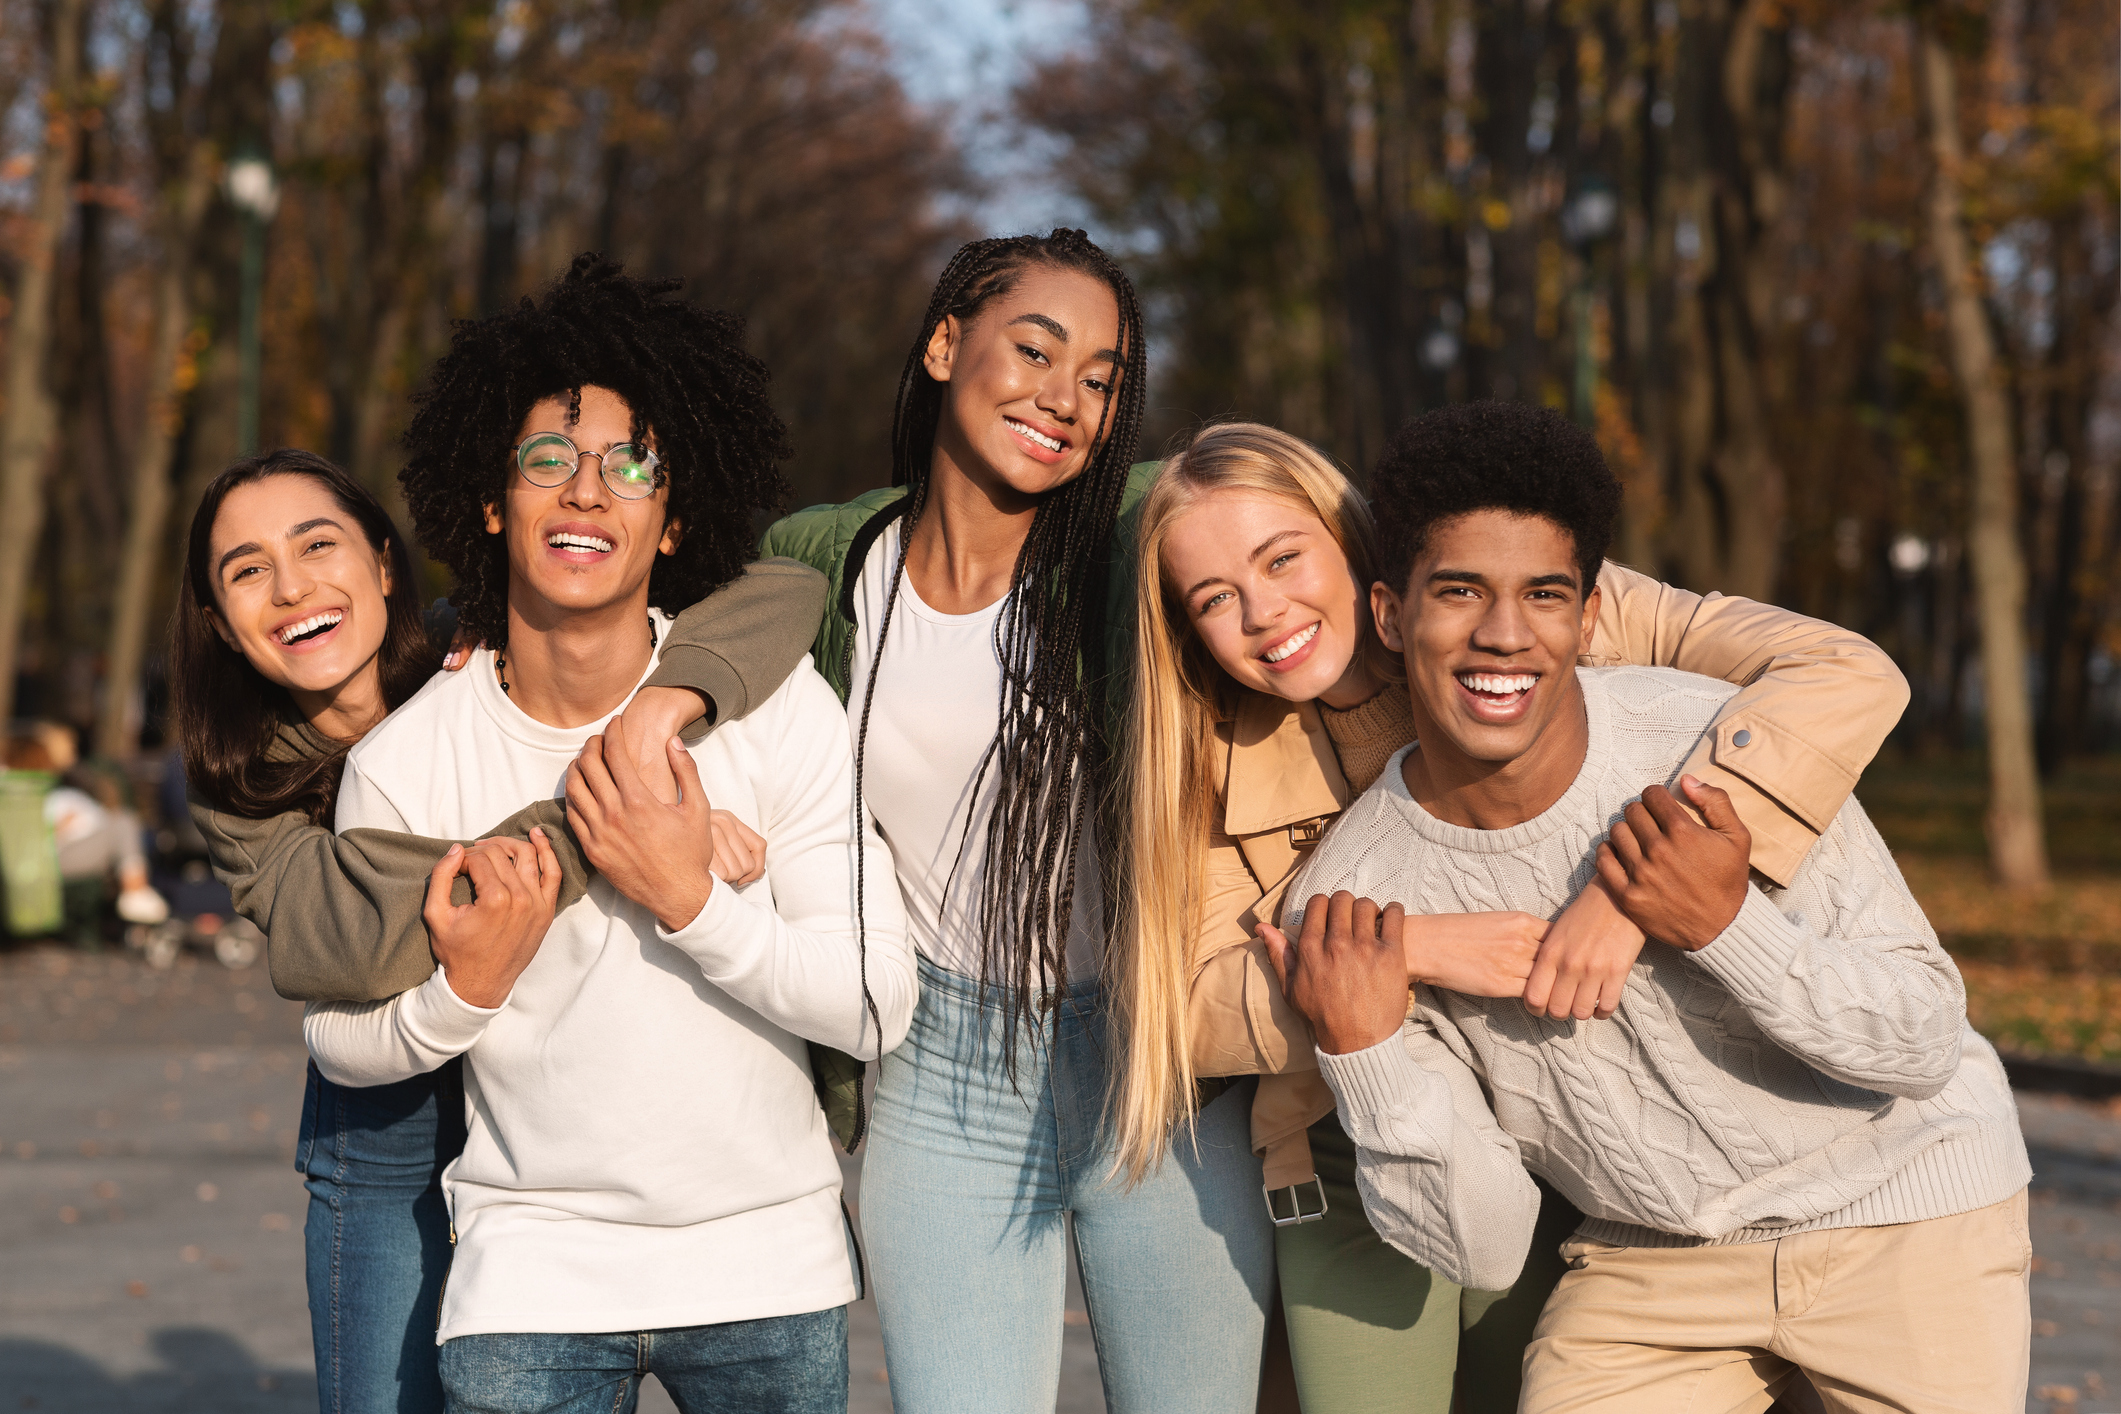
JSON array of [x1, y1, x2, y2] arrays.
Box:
[[653, 872, 741, 958], [641, 644, 739, 745], [1316, 1027, 1446, 1162], [419, 965, 507, 1042], [1687, 886, 1805, 1002]]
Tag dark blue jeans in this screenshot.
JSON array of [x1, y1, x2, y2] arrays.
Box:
[[437, 1308, 848, 1414], [297, 1059, 465, 1414]]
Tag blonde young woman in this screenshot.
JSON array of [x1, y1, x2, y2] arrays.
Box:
[[1116, 421, 1910, 1413]]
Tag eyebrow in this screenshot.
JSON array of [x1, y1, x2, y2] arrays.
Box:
[[1427, 568, 1579, 590], [216, 517, 348, 575], [1009, 312, 1126, 368], [1181, 530, 1308, 600]]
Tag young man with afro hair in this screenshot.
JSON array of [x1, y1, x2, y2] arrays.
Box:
[[1263, 401, 2031, 1411], [302, 255, 916, 1412]]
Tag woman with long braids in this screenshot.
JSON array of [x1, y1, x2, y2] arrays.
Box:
[[1115, 419, 1913, 1412], [762, 230, 1277, 1411]]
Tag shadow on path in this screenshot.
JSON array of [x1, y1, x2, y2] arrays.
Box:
[[1, 1329, 315, 1414]]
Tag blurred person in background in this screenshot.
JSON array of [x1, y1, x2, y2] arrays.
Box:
[[170, 441, 817, 1414], [1116, 419, 1912, 1412], [3, 723, 167, 944]]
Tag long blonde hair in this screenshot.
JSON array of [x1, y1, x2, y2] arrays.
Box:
[[1111, 422, 1386, 1183]]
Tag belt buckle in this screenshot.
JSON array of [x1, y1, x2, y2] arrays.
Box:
[[1263, 1178, 1329, 1227]]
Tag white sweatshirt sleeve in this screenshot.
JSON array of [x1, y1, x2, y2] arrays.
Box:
[[654, 667, 916, 1059], [1688, 796, 1967, 1100], [1315, 1012, 1543, 1292], [303, 969, 503, 1087], [301, 758, 502, 1087]]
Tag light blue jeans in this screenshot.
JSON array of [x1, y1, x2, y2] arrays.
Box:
[[438, 1308, 847, 1414], [861, 958, 1275, 1413]]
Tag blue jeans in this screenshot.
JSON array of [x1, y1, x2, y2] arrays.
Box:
[[861, 958, 1275, 1413], [297, 1059, 464, 1414], [436, 1308, 848, 1414]]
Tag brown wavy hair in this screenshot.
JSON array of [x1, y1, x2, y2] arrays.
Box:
[[169, 451, 439, 824]]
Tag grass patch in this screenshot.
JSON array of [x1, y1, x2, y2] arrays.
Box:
[[1858, 752, 2121, 1064]]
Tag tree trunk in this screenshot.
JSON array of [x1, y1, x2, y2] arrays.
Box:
[[1914, 17, 2049, 893], [96, 154, 213, 761], [0, 0, 84, 728]]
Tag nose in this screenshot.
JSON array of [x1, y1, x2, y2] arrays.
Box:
[[1035, 369, 1079, 425], [1468, 593, 1536, 656], [560, 454, 611, 511], [271, 555, 316, 606], [1240, 584, 1288, 638]]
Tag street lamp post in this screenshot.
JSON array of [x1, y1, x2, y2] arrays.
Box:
[[226, 152, 279, 455], [1562, 177, 1618, 427]]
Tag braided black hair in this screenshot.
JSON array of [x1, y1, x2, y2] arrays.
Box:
[[852, 229, 1148, 1043], [400, 253, 792, 648]]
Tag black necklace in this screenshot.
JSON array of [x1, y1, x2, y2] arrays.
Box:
[[495, 614, 659, 696]]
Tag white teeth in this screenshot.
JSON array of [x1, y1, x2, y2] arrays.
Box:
[[1263, 623, 1319, 663], [548, 533, 613, 553], [1458, 672, 1538, 695], [278, 611, 343, 645], [1006, 418, 1064, 453]]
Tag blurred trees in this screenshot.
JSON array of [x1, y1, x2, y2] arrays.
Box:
[[0, 0, 965, 759], [1024, 0, 2119, 889]]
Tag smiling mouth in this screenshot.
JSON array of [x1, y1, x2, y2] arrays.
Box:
[[548, 532, 613, 554], [1262, 623, 1319, 664], [1004, 417, 1065, 453], [278, 611, 344, 646], [1456, 671, 1539, 707]]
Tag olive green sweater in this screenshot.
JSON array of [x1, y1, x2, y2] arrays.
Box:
[[192, 559, 829, 1005]]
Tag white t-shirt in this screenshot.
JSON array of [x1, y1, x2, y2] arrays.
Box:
[[845, 522, 1100, 982], [303, 610, 915, 1342]]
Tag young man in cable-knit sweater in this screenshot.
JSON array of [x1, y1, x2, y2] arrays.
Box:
[[1263, 402, 2031, 1412]]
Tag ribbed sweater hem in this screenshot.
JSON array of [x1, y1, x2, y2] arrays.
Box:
[[1572, 1123, 2033, 1249]]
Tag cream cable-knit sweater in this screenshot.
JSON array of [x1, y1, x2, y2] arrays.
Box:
[[1291, 666, 2030, 1292]]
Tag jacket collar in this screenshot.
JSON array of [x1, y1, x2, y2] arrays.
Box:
[[1220, 689, 1350, 836]]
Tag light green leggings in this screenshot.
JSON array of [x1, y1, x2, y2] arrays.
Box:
[[1275, 1113, 1579, 1414]]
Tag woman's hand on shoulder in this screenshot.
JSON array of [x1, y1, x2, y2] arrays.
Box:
[[1401, 909, 1546, 999]]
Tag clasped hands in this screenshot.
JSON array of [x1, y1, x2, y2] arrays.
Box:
[[419, 690, 767, 1006], [1261, 776, 1753, 1055]]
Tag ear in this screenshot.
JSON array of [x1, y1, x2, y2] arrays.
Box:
[[922, 315, 962, 384], [658, 515, 683, 556], [378, 540, 394, 598], [205, 607, 239, 651], [1579, 580, 1603, 654], [1370, 580, 1407, 653], [483, 503, 503, 535]]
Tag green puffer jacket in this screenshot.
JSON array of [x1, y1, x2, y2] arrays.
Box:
[[759, 463, 1159, 1148]]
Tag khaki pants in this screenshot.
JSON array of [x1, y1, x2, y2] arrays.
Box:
[[1521, 1190, 2031, 1414]]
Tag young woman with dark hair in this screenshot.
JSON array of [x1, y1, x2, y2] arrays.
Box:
[[762, 230, 1279, 1412], [171, 444, 827, 1414]]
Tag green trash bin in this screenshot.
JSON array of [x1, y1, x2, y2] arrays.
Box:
[[0, 770, 63, 937]]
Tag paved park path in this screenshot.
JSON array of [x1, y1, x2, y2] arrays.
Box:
[[1, 943, 2112, 1413]]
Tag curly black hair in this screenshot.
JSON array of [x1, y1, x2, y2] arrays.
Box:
[[399, 253, 793, 648], [1369, 400, 1622, 596]]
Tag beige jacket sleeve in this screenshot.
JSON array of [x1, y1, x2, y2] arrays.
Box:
[[1583, 562, 1909, 886]]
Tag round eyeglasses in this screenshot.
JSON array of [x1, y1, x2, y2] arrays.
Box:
[[514, 433, 664, 499]]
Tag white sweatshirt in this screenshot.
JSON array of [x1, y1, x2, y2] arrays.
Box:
[[304, 612, 916, 1341]]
